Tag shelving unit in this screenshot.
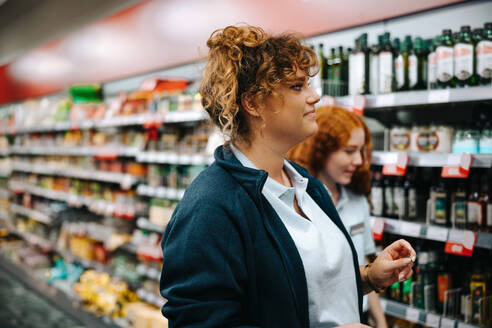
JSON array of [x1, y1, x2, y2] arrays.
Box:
[[10, 146, 140, 157], [370, 217, 492, 250], [372, 152, 492, 168], [12, 162, 140, 189], [136, 217, 166, 233], [380, 298, 480, 328], [137, 184, 185, 201], [334, 87, 492, 109], [136, 151, 213, 165], [9, 203, 52, 225]]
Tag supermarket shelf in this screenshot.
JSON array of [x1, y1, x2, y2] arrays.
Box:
[[8, 181, 137, 219], [137, 151, 213, 165], [0, 253, 121, 328], [370, 216, 492, 250], [136, 217, 166, 233], [335, 86, 492, 109], [137, 184, 185, 200], [380, 298, 480, 328], [372, 152, 492, 168], [136, 288, 165, 309], [136, 263, 161, 282], [0, 111, 209, 135], [12, 162, 140, 189], [0, 209, 11, 222], [11, 228, 53, 250], [0, 188, 9, 198], [11, 146, 140, 157], [0, 149, 10, 156], [10, 203, 52, 224]]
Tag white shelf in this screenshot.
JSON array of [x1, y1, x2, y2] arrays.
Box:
[[136, 151, 213, 165], [0, 149, 10, 156], [9, 203, 52, 224], [0, 209, 11, 222], [137, 184, 185, 200], [11, 146, 140, 157], [136, 217, 166, 233], [12, 162, 139, 189], [372, 152, 492, 168], [11, 228, 53, 250], [8, 181, 137, 219], [0, 111, 209, 135], [0, 170, 11, 177], [136, 288, 166, 309], [380, 298, 480, 328], [0, 188, 9, 198], [335, 86, 492, 109], [370, 216, 492, 250]]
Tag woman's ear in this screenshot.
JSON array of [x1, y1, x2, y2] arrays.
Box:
[[241, 93, 261, 117]]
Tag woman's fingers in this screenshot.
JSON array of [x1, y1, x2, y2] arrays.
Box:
[[397, 264, 413, 282], [388, 239, 416, 262]]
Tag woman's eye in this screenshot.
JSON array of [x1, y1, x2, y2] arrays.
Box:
[[345, 149, 356, 155], [290, 84, 303, 91]]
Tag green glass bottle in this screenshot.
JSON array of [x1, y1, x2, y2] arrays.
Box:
[[369, 35, 382, 95], [436, 29, 456, 89], [427, 36, 440, 89], [332, 47, 342, 96], [318, 43, 327, 95], [409, 37, 427, 90], [395, 37, 410, 91], [477, 22, 492, 85], [454, 25, 476, 87], [378, 32, 395, 94], [349, 34, 370, 95], [340, 46, 349, 96], [327, 48, 336, 96]]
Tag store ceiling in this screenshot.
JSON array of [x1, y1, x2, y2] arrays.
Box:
[[0, 0, 464, 104]]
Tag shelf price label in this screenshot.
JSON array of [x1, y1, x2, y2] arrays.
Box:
[[405, 307, 420, 323], [426, 226, 449, 242], [425, 313, 441, 328], [351, 94, 366, 116], [371, 217, 385, 241], [441, 153, 472, 178], [382, 152, 409, 176], [444, 229, 476, 257], [440, 317, 456, 328]]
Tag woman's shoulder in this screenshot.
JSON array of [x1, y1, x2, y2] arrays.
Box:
[[342, 186, 369, 207]]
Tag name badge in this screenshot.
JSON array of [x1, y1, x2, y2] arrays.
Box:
[[350, 222, 365, 236]]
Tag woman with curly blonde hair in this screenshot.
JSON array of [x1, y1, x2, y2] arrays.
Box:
[[288, 106, 387, 328], [160, 24, 415, 328]]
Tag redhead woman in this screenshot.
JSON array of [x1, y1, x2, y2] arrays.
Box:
[[160, 25, 415, 328], [288, 106, 388, 327]]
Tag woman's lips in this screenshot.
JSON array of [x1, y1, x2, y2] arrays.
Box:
[[304, 109, 315, 117]]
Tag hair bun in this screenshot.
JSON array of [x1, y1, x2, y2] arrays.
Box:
[[207, 25, 266, 61]]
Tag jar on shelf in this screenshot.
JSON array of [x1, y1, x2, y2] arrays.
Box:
[[390, 125, 411, 152], [435, 125, 454, 153]]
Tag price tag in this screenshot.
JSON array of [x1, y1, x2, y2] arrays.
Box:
[[120, 175, 134, 190], [158, 152, 170, 163], [440, 317, 455, 328], [425, 313, 441, 328], [400, 222, 422, 238], [384, 219, 401, 234], [168, 189, 178, 199], [426, 226, 449, 242], [405, 307, 420, 323], [169, 153, 179, 164], [371, 217, 385, 241], [382, 152, 408, 176], [157, 187, 167, 199], [441, 153, 472, 178], [375, 94, 395, 107], [352, 94, 366, 116], [445, 230, 476, 257], [427, 89, 450, 103]]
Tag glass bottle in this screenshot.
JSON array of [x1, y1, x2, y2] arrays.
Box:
[[404, 173, 417, 220], [427, 36, 440, 90], [432, 179, 448, 226], [477, 22, 492, 85], [409, 37, 427, 90], [332, 47, 342, 96], [370, 171, 384, 216], [318, 43, 328, 94], [393, 176, 405, 219], [327, 47, 336, 96], [384, 176, 395, 218], [454, 25, 476, 87], [467, 176, 483, 231], [479, 121, 492, 154], [395, 37, 410, 91], [340, 46, 349, 96], [436, 29, 456, 89], [451, 181, 467, 229], [369, 35, 382, 95], [378, 32, 395, 94], [355, 33, 370, 95]]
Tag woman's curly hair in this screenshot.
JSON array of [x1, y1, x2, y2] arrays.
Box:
[[200, 24, 318, 144], [287, 106, 373, 196]]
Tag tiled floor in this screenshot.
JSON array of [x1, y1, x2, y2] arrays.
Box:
[[0, 266, 85, 328]]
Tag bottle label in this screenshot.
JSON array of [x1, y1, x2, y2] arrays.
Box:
[[454, 193, 467, 225], [434, 192, 447, 224], [409, 54, 418, 88], [436, 46, 454, 83], [467, 201, 482, 225], [379, 51, 394, 93], [408, 188, 417, 218], [395, 55, 405, 88], [454, 43, 473, 80], [390, 132, 410, 150], [428, 52, 437, 87], [354, 53, 366, 94], [477, 40, 492, 79], [394, 187, 405, 218], [371, 186, 383, 216], [370, 54, 379, 95], [417, 131, 439, 151]]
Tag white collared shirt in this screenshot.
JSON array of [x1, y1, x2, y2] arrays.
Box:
[[230, 145, 359, 327], [336, 186, 376, 312]]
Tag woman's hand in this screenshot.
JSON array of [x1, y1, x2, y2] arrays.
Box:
[[368, 239, 416, 289]]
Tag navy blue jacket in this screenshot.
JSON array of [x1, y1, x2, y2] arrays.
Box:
[[160, 145, 363, 327]]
